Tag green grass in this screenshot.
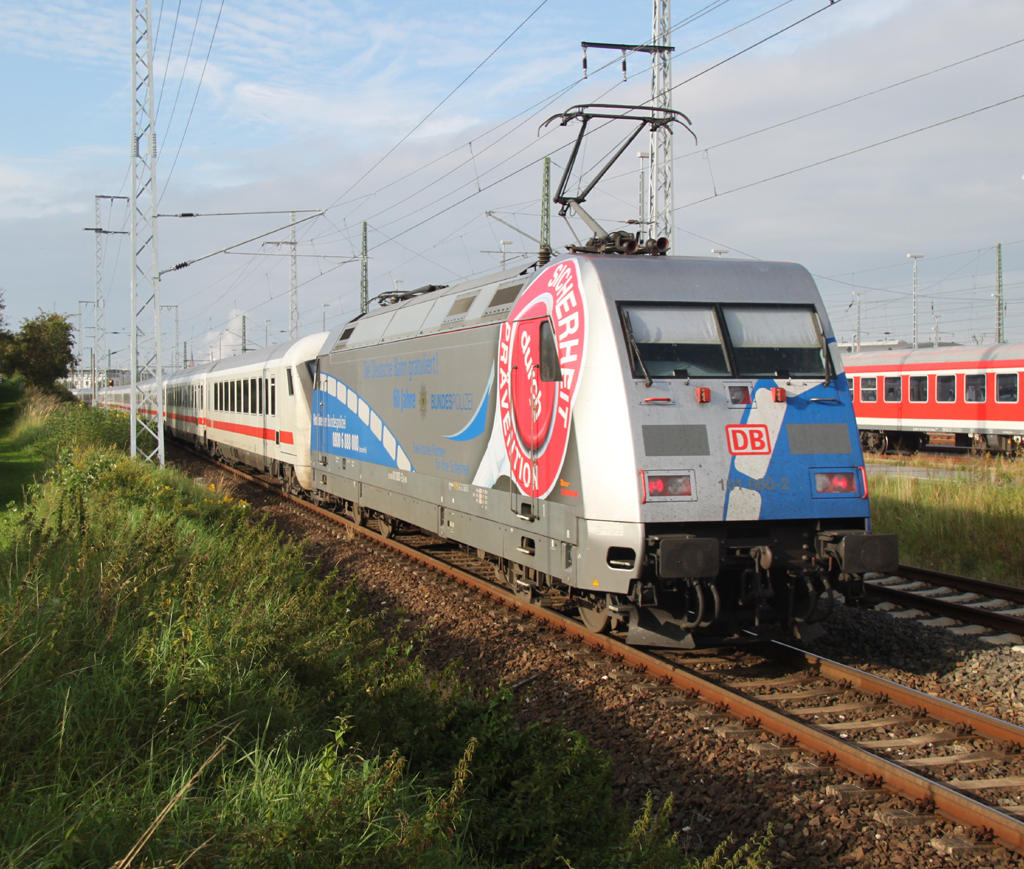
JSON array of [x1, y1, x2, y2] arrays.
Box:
[[0, 378, 48, 508], [869, 458, 1024, 586], [0, 399, 768, 868]]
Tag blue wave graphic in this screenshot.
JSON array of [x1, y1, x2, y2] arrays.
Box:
[[444, 362, 493, 442]]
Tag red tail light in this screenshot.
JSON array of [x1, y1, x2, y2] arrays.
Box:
[[648, 473, 692, 498], [814, 472, 857, 494]]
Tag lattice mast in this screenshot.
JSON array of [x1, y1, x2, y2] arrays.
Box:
[[130, 0, 164, 465], [996, 242, 1005, 344], [539, 157, 552, 264], [361, 221, 369, 315], [648, 0, 674, 251], [86, 195, 129, 389], [289, 212, 298, 338], [94, 197, 104, 395]]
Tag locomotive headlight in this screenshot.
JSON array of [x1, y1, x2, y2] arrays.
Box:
[[814, 472, 857, 494], [647, 473, 692, 498]]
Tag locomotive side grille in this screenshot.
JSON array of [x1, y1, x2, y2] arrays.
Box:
[[642, 424, 710, 456], [786, 423, 852, 454]]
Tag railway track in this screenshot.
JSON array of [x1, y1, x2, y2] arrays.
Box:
[[192, 450, 1024, 858], [867, 566, 1024, 642]]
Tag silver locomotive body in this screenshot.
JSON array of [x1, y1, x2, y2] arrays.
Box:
[[311, 255, 897, 646]]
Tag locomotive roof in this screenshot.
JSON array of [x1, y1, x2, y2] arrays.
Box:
[[321, 254, 824, 355], [845, 344, 1024, 369]]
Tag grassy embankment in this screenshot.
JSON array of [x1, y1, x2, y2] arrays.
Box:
[[0, 394, 770, 868], [868, 457, 1024, 586], [0, 378, 51, 506]]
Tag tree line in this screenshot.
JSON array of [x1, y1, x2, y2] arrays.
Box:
[[0, 289, 77, 391]]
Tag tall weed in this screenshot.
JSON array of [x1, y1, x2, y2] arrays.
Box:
[[869, 461, 1024, 585], [0, 444, 756, 867]]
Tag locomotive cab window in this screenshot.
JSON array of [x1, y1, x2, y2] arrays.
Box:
[[538, 319, 562, 382], [909, 375, 928, 403], [965, 374, 986, 403], [722, 306, 826, 379], [883, 376, 901, 402], [620, 304, 729, 378], [860, 376, 877, 402], [997, 373, 1018, 403], [619, 303, 828, 380], [936, 374, 956, 402]]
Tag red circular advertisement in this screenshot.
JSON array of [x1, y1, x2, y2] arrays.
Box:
[[496, 259, 587, 499]]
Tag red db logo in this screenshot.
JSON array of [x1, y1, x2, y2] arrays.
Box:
[[726, 424, 771, 455]]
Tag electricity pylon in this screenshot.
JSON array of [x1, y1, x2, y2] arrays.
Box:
[[130, 0, 164, 464], [647, 0, 675, 251]]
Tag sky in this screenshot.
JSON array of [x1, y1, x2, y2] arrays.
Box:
[[1, 0, 1022, 368]]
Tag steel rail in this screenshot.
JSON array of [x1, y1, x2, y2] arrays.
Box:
[[894, 564, 1024, 604], [865, 565, 1024, 635], [193, 455, 1024, 855], [768, 641, 1024, 747]]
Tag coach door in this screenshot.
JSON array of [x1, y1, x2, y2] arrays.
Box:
[[508, 316, 562, 518], [313, 360, 327, 462], [260, 363, 270, 470]]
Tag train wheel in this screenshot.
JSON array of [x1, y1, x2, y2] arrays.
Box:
[[577, 593, 611, 635], [373, 514, 394, 538], [351, 502, 366, 527], [282, 465, 302, 497], [496, 561, 536, 602], [863, 432, 888, 455]]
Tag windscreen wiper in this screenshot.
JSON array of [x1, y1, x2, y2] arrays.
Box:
[[622, 310, 652, 387]]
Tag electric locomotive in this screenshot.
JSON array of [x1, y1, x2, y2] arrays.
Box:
[[309, 254, 898, 647]]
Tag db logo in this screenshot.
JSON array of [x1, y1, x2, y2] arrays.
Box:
[[726, 424, 771, 455]]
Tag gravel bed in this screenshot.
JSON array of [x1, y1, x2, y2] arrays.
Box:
[[805, 605, 1024, 728], [168, 448, 1024, 868]]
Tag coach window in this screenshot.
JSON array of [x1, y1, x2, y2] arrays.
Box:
[[909, 375, 928, 403], [997, 373, 1018, 403], [860, 376, 877, 402], [270, 377, 276, 416], [259, 377, 264, 414], [936, 374, 955, 402], [244, 379, 250, 413], [883, 376, 902, 402], [286, 367, 295, 396], [965, 374, 986, 403]]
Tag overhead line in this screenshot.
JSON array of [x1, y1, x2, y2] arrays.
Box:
[[161, 0, 226, 199], [322, 0, 551, 216], [674, 92, 1024, 213]]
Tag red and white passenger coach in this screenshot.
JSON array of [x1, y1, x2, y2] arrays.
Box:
[[844, 344, 1024, 453]]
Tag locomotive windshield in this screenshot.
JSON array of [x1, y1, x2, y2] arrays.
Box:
[[620, 303, 827, 380], [621, 305, 730, 377]]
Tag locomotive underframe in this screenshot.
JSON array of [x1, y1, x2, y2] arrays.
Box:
[[309, 454, 897, 647]]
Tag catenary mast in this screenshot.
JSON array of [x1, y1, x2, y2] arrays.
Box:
[[130, 0, 164, 465], [648, 0, 674, 251]]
